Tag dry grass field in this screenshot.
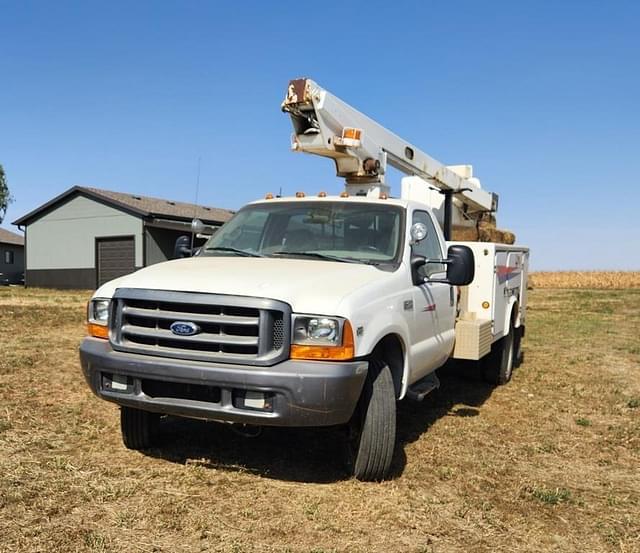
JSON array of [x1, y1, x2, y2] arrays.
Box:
[[1, 278, 639, 552]]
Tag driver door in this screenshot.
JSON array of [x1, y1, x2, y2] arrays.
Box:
[[409, 209, 456, 379]]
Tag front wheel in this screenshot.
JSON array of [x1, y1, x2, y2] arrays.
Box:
[[120, 407, 159, 450], [346, 358, 396, 481]]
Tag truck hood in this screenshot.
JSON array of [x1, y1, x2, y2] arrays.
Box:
[[95, 256, 395, 315]]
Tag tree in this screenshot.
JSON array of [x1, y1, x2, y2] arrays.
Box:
[[0, 164, 12, 225]]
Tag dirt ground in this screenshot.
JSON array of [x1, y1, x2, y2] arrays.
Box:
[[0, 285, 638, 552]]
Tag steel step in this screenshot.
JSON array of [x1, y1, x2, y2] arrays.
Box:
[[407, 372, 440, 401]]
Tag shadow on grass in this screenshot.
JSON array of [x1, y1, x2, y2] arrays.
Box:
[[143, 360, 496, 483]]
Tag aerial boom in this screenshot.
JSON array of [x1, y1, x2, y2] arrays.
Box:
[[282, 78, 498, 218]]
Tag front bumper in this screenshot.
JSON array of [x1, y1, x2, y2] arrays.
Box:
[[79, 338, 368, 427]]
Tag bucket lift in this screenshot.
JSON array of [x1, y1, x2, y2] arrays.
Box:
[[282, 78, 510, 242]]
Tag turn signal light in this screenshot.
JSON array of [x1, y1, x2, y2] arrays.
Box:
[[290, 321, 355, 361], [88, 323, 109, 339], [342, 127, 362, 141]]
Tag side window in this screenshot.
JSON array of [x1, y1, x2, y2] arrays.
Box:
[[4, 250, 14, 265], [412, 210, 445, 276]]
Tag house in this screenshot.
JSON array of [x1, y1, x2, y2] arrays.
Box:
[[0, 227, 25, 285], [13, 186, 234, 289]]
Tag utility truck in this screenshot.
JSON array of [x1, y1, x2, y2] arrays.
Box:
[[80, 78, 529, 481]]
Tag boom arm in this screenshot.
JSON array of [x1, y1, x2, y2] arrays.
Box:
[[282, 78, 497, 216]]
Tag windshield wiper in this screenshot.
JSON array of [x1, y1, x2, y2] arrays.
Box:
[[204, 247, 264, 257], [270, 251, 365, 264]]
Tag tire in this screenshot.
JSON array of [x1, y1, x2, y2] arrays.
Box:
[[513, 326, 524, 368], [120, 407, 159, 450], [346, 358, 396, 481], [483, 324, 515, 385]]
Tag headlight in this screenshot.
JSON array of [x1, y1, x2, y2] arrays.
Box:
[[293, 316, 341, 345], [87, 298, 111, 339], [291, 315, 354, 360], [88, 298, 110, 325]]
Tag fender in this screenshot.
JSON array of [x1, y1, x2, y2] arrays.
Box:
[[506, 296, 520, 330], [352, 310, 411, 399]]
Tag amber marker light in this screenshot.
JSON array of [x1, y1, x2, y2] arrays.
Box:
[[342, 127, 362, 141], [88, 323, 109, 339], [265, 192, 274, 199], [295, 191, 306, 198], [290, 320, 355, 361], [340, 191, 349, 198], [482, 301, 490, 309], [318, 191, 327, 197]]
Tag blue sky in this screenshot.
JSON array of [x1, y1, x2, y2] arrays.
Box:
[[1, 0, 638, 270]]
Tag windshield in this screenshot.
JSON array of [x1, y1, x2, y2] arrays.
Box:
[[203, 201, 404, 266]]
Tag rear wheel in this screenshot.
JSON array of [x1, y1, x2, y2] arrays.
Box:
[[483, 324, 515, 385], [513, 326, 524, 368], [120, 407, 159, 450], [346, 358, 396, 481]]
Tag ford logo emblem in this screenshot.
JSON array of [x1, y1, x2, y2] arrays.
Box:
[[170, 321, 200, 336]]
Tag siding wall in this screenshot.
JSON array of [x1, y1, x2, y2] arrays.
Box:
[[145, 226, 180, 266], [25, 195, 143, 289], [0, 243, 25, 284], [27, 196, 143, 269]]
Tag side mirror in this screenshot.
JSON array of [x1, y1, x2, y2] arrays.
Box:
[[445, 245, 475, 285], [410, 255, 427, 285], [410, 245, 475, 286], [173, 235, 193, 259]]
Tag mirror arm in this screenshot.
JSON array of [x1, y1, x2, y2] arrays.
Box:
[[424, 278, 451, 284], [424, 258, 453, 265]]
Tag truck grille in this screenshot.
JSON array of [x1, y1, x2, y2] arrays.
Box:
[[110, 289, 291, 366]]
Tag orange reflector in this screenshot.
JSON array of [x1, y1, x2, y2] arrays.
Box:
[[342, 127, 362, 141], [265, 192, 274, 199], [379, 192, 388, 199], [340, 191, 349, 198], [290, 321, 355, 361], [482, 301, 490, 309], [88, 323, 109, 339], [295, 191, 305, 198], [318, 191, 327, 197]]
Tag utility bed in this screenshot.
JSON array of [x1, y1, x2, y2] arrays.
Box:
[[452, 242, 529, 360]]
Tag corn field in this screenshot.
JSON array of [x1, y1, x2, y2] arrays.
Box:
[[530, 271, 640, 289]]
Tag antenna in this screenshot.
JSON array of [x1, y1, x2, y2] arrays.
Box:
[[194, 156, 201, 209], [190, 157, 202, 252]]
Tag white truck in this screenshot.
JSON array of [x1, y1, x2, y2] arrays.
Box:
[[80, 78, 529, 481]]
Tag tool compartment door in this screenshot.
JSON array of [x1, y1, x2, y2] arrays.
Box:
[[493, 248, 526, 339]]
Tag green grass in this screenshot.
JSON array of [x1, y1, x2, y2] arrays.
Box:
[[530, 487, 572, 505]]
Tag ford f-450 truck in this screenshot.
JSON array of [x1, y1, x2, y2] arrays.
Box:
[[80, 79, 529, 481]]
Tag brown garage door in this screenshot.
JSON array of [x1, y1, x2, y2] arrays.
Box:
[[96, 236, 135, 287]]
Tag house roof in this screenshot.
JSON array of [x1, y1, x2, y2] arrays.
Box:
[[0, 227, 24, 246], [13, 186, 235, 227]]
